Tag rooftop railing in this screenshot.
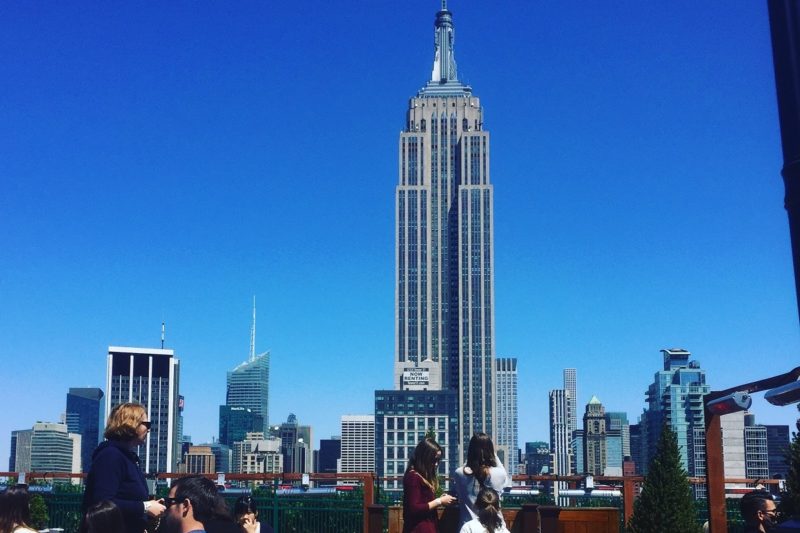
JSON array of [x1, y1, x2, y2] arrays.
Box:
[[0, 471, 775, 533]]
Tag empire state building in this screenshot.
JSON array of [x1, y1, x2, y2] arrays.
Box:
[[393, 1, 495, 462]]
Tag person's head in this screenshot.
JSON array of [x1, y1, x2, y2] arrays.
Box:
[[740, 490, 778, 531], [103, 402, 150, 445], [407, 437, 443, 489], [234, 495, 258, 524], [164, 476, 220, 532], [84, 500, 124, 533], [0, 484, 32, 533], [466, 432, 497, 483], [475, 487, 503, 533]]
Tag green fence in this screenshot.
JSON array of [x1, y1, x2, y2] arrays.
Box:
[[231, 490, 364, 533], [38, 488, 367, 533], [29, 485, 753, 533]]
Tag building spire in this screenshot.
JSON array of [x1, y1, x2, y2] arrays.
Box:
[[430, 1, 458, 82], [249, 296, 256, 362]]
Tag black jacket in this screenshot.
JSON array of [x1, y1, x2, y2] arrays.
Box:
[[83, 440, 149, 533]]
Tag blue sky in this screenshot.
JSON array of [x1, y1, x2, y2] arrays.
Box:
[[1, 1, 798, 465]]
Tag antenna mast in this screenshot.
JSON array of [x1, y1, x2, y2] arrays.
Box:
[[161, 322, 165, 349], [249, 296, 256, 361]]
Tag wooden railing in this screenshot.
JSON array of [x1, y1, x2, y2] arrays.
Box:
[[384, 504, 620, 533]]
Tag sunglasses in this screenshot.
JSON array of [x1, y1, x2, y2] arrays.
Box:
[[163, 497, 185, 508], [140, 421, 152, 430]]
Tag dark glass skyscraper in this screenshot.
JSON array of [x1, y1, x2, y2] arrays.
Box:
[[218, 405, 264, 447], [66, 387, 104, 472], [766, 424, 790, 480], [393, 0, 495, 463], [226, 354, 270, 432]]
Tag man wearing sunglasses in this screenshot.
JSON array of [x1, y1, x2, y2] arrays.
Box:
[[161, 476, 240, 533], [741, 490, 779, 532]]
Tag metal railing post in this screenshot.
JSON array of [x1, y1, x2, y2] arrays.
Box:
[[272, 477, 280, 533]]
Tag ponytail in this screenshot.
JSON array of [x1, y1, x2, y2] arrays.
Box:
[[475, 487, 502, 533]]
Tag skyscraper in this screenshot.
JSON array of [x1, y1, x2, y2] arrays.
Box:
[[583, 396, 606, 476], [744, 414, 769, 481], [495, 358, 518, 475], [549, 389, 572, 500], [393, 0, 495, 464], [374, 389, 457, 489], [524, 441, 551, 476], [66, 387, 104, 472], [9, 429, 32, 472], [339, 415, 375, 474], [563, 369, 577, 473], [604, 411, 629, 476], [563, 369, 577, 438], [225, 299, 270, 432], [318, 437, 341, 476], [766, 425, 790, 479], [29, 422, 81, 477], [278, 414, 312, 474], [640, 348, 709, 475], [106, 346, 180, 474]]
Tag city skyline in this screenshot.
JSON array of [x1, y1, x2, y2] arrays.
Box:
[[2, 1, 799, 466]]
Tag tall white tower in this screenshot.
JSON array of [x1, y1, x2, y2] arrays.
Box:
[[394, 1, 495, 462]]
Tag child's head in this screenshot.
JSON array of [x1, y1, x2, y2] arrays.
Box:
[[85, 500, 124, 533], [475, 486, 503, 532]]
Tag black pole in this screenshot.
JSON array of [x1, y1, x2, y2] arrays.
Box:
[[768, 0, 800, 323]]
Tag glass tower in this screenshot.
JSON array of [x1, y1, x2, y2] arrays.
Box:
[[640, 348, 709, 475], [226, 353, 270, 433], [394, 1, 495, 462], [66, 387, 104, 472]]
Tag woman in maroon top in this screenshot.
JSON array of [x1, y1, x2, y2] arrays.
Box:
[[402, 437, 457, 533]]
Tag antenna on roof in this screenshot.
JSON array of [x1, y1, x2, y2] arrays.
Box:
[[249, 296, 256, 362], [161, 321, 166, 349]]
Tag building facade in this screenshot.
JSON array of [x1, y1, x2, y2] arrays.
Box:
[[564, 369, 577, 440], [66, 387, 104, 473], [29, 422, 81, 477], [583, 396, 606, 476], [277, 414, 312, 474], [549, 389, 572, 499], [374, 389, 458, 490], [495, 358, 518, 475], [392, 2, 496, 464], [219, 406, 264, 447], [9, 429, 32, 472], [339, 415, 376, 474], [766, 425, 790, 480], [232, 432, 282, 478], [524, 441, 550, 476], [640, 348, 709, 475], [226, 353, 270, 433], [604, 411, 629, 476], [181, 446, 216, 475], [106, 346, 180, 474], [318, 437, 342, 476], [744, 417, 769, 482]]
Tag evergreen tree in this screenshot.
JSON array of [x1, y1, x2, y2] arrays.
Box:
[[779, 428, 800, 519], [28, 493, 49, 530], [628, 424, 701, 533]]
